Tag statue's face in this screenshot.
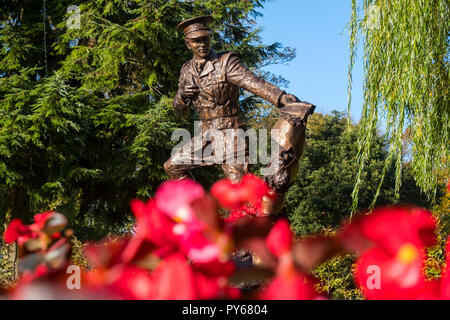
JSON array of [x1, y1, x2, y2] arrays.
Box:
[[185, 36, 211, 58]]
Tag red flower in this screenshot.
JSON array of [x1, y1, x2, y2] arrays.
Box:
[[4, 219, 37, 245], [127, 182, 233, 266], [84, 240, 158, 299], [85, 239, 130, 270], [339, 207, 437, 255], [178, 230, 220, 263], [258, 219, 321, 300], [31, 211, 64, 240], [150, 254, 237, 300], [339, 206, 438, 300], [193, 269, 240, 300], [266, 219, 292, 258], [107, 265, 154, 300], [32, 211, 54, 229], [212, 174, 271, 223], [354, 245, 433, 299], [224, 203, 271, 223], [4, 211, 66, 247], [239, 174, 271, 206], [224, 210, 247, 223], [15, 264, 50, 287], [260, 273, 320, 300], [211, 174, 269, 211], [155, 179, 205, 223], [149, 254, 197, 300], [124, 199, 178, 262], [260, 255, 320, 300]]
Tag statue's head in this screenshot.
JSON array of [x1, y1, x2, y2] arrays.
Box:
[[178, 15, 213, 59]]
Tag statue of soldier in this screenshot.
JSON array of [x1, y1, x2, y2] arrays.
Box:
[[164, 15, 315, 216]]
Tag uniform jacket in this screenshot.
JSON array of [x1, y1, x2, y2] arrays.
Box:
[[173, 50, 285, 124]]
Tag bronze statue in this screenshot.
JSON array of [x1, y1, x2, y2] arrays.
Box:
[[164, 15, 315, 216]]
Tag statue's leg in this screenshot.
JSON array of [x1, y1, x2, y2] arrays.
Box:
[[163, 158, 190, 180], [221, 163, 248, 184], [164, 125, 223, 180], [220, 126, 249, 184], [164, 134, 207, 180], [261, 102, 315, 216]]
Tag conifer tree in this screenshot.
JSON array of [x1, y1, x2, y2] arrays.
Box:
[[1, 0, 294, 240]]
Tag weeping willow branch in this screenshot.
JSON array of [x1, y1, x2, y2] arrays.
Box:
[[348, 0, 450, 215], [347, 0, 359, 128]]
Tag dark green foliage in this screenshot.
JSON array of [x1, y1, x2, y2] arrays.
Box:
[[313, 254, 362, 300], [285, 111, 433, 236], [0, 0, 294, 240]]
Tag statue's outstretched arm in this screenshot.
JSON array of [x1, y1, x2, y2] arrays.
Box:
[[225, 53, 289, 107]]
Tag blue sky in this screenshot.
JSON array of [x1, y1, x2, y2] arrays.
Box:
[[257, 0, 364, 122]]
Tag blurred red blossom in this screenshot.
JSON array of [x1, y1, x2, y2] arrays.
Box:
[[340, 207, 441, 300], [266, 219, 292, 258], [4, 219, 37, 245], [155, 179, 205, 223], [354, 244, 437, 299], [260, 219, 321, 300], [3, 174, 450, 301], [123, 199, 178, 262], [211, 174, 270, 210], [211, 174, 272, 222], [260, 254, 321, 300], [4, 211, 64, 245], [339, 207, 437, 255], [80, 179, 237, 300]]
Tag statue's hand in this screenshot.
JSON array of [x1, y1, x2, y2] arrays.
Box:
[[182, 85, 200, 99], [279, 93, 300, 107]]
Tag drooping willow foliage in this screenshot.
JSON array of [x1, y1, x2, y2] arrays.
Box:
[[348, 0, 450, 214]]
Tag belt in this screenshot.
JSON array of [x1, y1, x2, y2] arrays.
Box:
[[199, 116, 245, 130], [200, 114, 239, 121]]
